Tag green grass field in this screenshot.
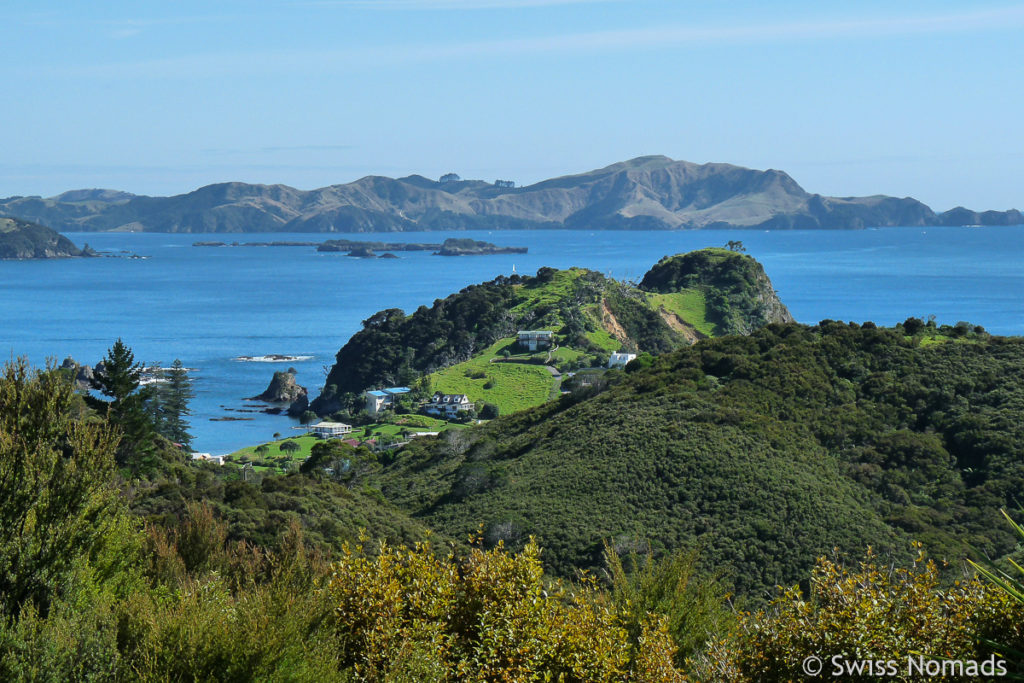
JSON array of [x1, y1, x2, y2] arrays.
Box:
[[230, 436, 317, 462], [428, 345, 556, 415], [645, 289, 715, 337], [387, 414, 452, 430], [549, 346, 584, 364], [917, 334, 979, 347], [228, 434, 319, 466]]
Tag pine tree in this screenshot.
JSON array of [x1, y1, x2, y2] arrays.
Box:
[[93, 339, 157, 468], [161, 359, 194, 449], [93, 338, 141, 406]]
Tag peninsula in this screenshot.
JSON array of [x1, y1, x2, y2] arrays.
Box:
[[0, 216, 95, 259]]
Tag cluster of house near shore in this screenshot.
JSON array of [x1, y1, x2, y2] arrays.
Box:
[[192, 331, 639, 462], [306, 389, 470, 440], [307, 330, 636, 440]]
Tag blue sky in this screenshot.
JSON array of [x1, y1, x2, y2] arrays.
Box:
[[1, 0, 1022, 210]]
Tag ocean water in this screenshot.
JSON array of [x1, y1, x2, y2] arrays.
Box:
[[1, 226, 1022, 453]]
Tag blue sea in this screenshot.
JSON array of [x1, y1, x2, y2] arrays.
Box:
[[2, 227, 1022, 453]]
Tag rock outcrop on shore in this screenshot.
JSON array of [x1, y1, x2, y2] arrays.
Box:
[[251, 370, 309, 416], [60, 357, 96, 392]]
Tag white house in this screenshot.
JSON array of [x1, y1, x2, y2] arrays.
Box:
[[309, 421, 352, 438], [517, 330, 553, 351], [364, 386, 411, 416], [608, 352, 637, 368], [424, 392, 473, 417], [191, 452, 225, 465]]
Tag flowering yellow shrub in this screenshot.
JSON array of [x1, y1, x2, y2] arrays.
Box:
[[697, 543, 1024, 682], [328, 532, 684, 681]]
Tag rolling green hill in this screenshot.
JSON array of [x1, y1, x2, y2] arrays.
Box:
[[363, 320, 1024, 595], [311, 248, 792, 416]]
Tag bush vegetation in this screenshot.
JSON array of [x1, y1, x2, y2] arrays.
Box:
[[369, 319, 1024, 595], [4, 349, 1024, 678], [698, 544, 1023, 681]]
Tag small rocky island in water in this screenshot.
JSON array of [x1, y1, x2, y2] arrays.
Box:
[[248, 369, 309, 417], [194, 237, 526, 257], [433, 238, 528, 256], [319, 237, 527, 256]]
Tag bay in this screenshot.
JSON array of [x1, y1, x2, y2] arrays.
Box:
[[1, 226, 1022, 453]]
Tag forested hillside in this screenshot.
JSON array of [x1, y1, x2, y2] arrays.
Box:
[[366, 320, 1024, 595], [5, 326, 1024, 678]]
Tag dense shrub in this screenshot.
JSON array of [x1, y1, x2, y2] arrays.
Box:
[[697, 544, 1024, 681], [328, 533, 683, 680]]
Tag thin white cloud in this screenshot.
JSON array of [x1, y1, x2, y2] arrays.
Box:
[[17, 5, 1024, 79]]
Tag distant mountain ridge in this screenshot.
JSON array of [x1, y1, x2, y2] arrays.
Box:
[[2, 156, 1020, 233]]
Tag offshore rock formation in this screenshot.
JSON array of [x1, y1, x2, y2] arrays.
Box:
[[252, 370, 308, 417]]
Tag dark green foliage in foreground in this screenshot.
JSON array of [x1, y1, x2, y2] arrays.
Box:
[[91, 339, 162, 469], [5, 353, 1024, 679], [0, 360, 128, 617], [0, 365, 685, 679], [371, 321, 1024, 595], [128, 460, 440, 557], [699, 544, 1024, 681], [149, 359, 194, 449], [604, 541, 735, 666]]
